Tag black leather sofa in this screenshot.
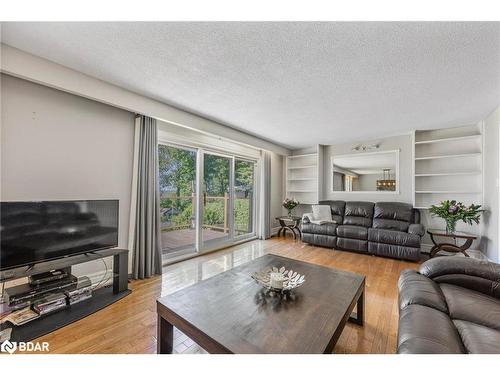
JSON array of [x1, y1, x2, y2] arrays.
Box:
[[397, 257, 500, 354], [302, 201, 424, 261]]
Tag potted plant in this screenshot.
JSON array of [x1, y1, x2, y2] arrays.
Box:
[[282, 198, 300, 217], [429, 200, 483, 234]]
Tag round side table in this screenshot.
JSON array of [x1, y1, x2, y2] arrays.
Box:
[[275, 216, 302, 240], [427, 229, 477, 258]]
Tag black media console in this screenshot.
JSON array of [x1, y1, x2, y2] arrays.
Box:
[[0, 248, 131, 342]]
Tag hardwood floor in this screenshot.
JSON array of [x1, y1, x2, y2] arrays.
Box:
[[32, 236, 419, 354]]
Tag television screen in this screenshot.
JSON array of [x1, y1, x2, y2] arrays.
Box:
[[0, 200, 119, 271]]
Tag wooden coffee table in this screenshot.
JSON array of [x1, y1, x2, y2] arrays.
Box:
[[157, 254, 365, 354]]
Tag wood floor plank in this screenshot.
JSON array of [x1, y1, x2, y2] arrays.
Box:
[[30, 236, 418, 354]]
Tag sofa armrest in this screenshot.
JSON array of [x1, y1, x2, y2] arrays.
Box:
[[408, 223, 425, 237], [302, 213, 313, 224], [398, 269, 448, 313], [419, 257, 500, 298]]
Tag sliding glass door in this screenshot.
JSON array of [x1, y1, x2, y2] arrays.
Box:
[[234, 158, 255, 238], [202, 152, 232, 248], [158, 143, 257, 259], [158, 144, 197, 257]]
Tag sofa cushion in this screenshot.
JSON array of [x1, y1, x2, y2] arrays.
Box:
[[440, 283, 500, 330], [337, 225, 368, 240], [372, 202, 414, 232], [368, 228, 420, 248], [408, 223, 425, 237], [318, 200, 345, 224], [372, 218, 409, 232], [453, 320, 500, 354], [336, 238, 368, 252], [301, 233, 336, 248], [397, 304, 465, 354], [433, 274, 500, 299], [343, 201, 374, 227], [398, 270, 448, 313], [420, 256, 500, 281], [374, 202, 413, 222], [301, 222, 337, 236], [420, 257, 500, 298], [368, 242, 421, 262]]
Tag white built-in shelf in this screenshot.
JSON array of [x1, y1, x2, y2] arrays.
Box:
[[286, 152, 319, 204], [414, 171, 480, 177], [414, 153, 481, 161], [287, 165, 317, 170], [413, 125, 483, 247], [415, 191, 481, 194], [414, 134, 481, 145]]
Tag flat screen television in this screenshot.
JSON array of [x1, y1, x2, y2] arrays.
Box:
[[0, 200, 119, 271]]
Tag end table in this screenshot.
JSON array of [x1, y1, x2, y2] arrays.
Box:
[[427, 229, 477, 258], [275, 216, 302, 240]]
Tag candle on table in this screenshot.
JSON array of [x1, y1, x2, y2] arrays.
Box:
[[270, 272, 285, 289]]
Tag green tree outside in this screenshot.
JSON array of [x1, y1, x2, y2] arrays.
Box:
[[158, 145, 254, 235]]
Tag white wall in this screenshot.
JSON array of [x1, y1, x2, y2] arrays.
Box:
[[322, 134, 413, 203], [482, 105, 500, 262], [1, 74, 135, 278]]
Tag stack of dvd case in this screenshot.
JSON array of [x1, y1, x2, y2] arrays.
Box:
[[33, 292, 67, 315], [65, 276, 93, 305]]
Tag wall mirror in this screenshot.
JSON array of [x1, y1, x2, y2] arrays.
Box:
[[331, 150, 399, 193]]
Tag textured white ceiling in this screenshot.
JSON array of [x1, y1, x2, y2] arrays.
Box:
[[1, 22, 499, 149]]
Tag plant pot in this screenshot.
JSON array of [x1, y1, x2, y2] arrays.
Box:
[[445, 219, 458, 234]]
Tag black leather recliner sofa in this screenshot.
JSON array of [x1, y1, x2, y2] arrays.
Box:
[[397, 257, 500, 354], [301, 200, 424, 261]]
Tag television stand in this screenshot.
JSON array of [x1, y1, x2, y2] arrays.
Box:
[[0, 248, 131, 342]]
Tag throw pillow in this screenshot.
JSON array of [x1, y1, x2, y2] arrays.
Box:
[[312, 205, 333, 222]]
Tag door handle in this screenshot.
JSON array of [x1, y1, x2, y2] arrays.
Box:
[[203, 192, 207, 206]]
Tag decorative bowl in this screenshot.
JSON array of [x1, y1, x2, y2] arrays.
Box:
[[251, 266, 305, 293]]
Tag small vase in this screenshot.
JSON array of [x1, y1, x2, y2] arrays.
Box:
[[287, 209, 293, 218], [445, 219, 457, 234]]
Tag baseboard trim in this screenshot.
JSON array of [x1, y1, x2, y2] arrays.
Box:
[[271, 226, 281, 236], [420, 243, 489, 260]]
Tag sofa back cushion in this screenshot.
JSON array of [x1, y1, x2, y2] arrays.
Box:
[[343, 201, 374, 227], [318, 200, 345, 223], [373, 202, 413, 232]]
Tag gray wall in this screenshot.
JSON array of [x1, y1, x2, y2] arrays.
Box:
[[1, 74, 135, 276], [357, 174, 381, 191], [482, 105, 500, 262]]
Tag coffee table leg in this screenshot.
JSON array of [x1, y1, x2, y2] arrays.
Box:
[[157, 315, 173, 354], [349, 290, 364, 326]]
